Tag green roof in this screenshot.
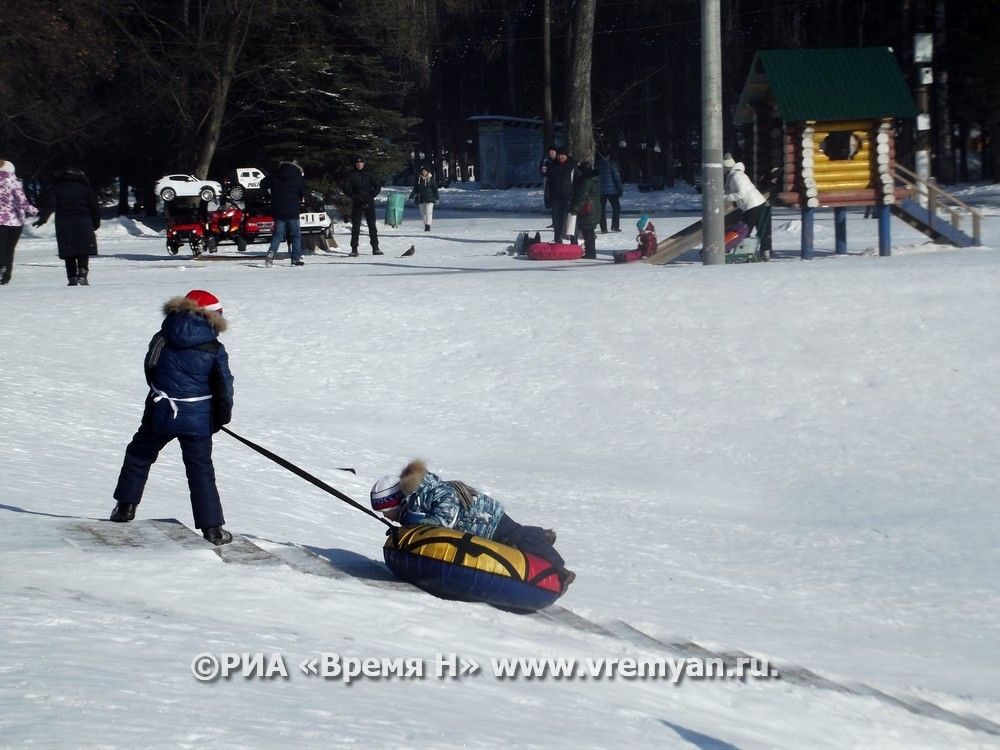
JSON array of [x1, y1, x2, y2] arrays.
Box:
[[735, 47, 918, 124]]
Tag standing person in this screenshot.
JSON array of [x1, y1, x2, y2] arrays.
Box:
[[539, 145, 556, 212], [570, 161, 603, 260], [370, 460, 574, 586], [723, 153, 771, 260], [346, 155, 382, 256], [263, 159, 305, 267], [111, 290, 235, 545], [596, 151, 623, 233], [32, 165, 100, 286], [0, 159, 38, 285], [547, 147, 576, 243], [409, 165, 439, 232]]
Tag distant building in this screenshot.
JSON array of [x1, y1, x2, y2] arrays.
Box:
[[469, 116, 563, 189]]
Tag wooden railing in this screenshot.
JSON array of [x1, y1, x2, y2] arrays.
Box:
[[893, 163, 982, 245]]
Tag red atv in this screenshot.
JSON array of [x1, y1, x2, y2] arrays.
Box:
[[205, 197, 274, 253], [165, 203, 208, 256]]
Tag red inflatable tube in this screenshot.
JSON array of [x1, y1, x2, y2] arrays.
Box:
[[613, 248, 644, 264], [528, 242, 583, 261]]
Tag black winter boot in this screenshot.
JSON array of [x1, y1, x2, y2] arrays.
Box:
[[202, 526, 233, 545], [110, 502, 137, 522], [348, 248, 359, 257], [77, 275, 89, 286], [424, 224, 430, 231], [372, 248, 383, 255], [67, 277, 79, 287]]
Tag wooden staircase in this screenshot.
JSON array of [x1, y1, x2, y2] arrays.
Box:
[[892, 164, 982, 247]]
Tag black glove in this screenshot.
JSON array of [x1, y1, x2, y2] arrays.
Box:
[[32, 219, 44, 228]]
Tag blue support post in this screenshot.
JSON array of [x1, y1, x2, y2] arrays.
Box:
[[878, 204, 891, 256], [801, 205, 815, 260], [834, 207, 847, 255]]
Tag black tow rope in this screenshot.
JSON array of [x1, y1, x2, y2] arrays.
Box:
[[221, 426, 393, 528]]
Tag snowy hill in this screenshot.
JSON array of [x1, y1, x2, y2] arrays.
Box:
[[2, 190, 999, 749]]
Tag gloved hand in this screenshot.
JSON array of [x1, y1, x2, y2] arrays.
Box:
[[31, 219, 45, 228]]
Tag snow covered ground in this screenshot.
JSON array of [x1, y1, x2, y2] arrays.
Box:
[[2, 184, 999, 749]]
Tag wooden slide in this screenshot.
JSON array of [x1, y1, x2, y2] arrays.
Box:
[[643, 208, 742, 265]]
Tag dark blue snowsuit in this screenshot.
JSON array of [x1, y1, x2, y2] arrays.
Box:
[[113, 297, 235, 529]]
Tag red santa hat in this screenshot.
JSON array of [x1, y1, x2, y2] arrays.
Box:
[[185, 289, 223, 316]]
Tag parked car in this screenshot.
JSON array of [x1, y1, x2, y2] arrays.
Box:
[[155, 174, 223, 203]]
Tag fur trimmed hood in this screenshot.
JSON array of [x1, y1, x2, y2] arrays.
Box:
[[162, 296, 228, 334], [400, 459, 428, 496]]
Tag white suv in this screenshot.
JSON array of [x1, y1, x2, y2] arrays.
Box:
[[155, 174, 222, 203]]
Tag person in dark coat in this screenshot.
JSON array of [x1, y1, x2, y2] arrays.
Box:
[[111, 289, 236, 545], [570, 162, 603, 259], [346, 155, 382, 256], [409, 165, 439, 231], [33, 166, 100, 286], [547, 147, 576, 243], [262, 160, 305, 267], [596, 152, 623, 233], [539, 145, 556, 210]]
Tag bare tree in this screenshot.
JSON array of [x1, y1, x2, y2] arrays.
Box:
[[103, 0, 296, 177]]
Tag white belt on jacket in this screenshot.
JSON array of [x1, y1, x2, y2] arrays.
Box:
[[150, 385, 212, 419]]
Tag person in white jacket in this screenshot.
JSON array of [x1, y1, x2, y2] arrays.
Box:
[[723, 153, 771, 260]]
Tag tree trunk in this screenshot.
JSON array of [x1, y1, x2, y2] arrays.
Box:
[[561, 7, 574, 138], [957, 118, 968, 182], [661, 49, 675, 187], [933, 0, 954, 183], [565, 0, 596, 164], [643, 78, 655, 180], [504, 11, 518, 115], [117, 174, 130, 215], [990, 122, 1000, 181], [542, 0, 554, 147]]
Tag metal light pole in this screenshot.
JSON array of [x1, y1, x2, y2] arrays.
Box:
[[701, 0, 725, 265]]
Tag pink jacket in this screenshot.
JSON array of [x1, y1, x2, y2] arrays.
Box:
[[0, 168, 38, 227]]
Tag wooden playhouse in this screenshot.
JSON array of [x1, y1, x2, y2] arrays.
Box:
[[733, 47, 918, 257]]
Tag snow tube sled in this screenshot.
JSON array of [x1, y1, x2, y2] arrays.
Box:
[[613, 248, 644, 264], [528, 242, 583, 261], [383, 525, 565, 612]]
